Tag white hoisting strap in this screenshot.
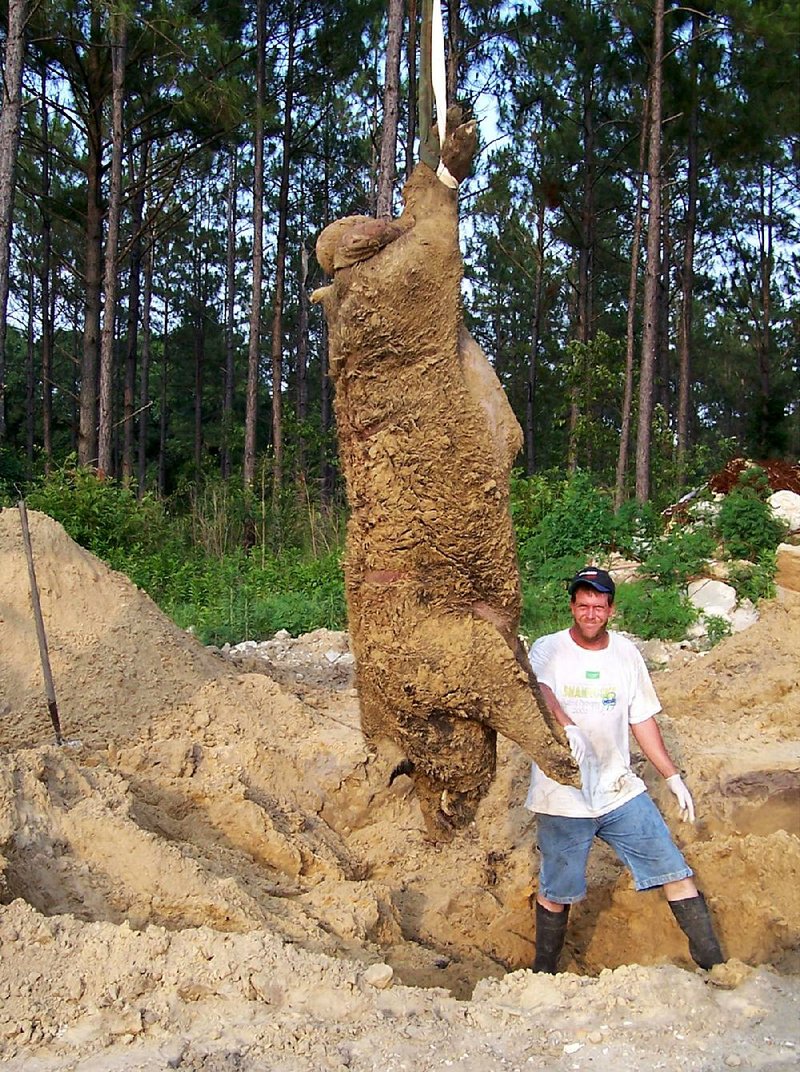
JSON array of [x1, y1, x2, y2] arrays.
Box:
[[432, 0, 458, 188]]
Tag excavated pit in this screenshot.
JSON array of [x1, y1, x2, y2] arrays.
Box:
[[1, 510, 799, 1068]]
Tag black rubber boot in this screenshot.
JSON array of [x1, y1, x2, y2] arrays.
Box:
[[668, 893, 724, 969], [533, 902, 570, 974]]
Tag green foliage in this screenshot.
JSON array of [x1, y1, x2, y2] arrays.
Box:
[[519, 553, 587, 641], [509, 470, 561, 544], [25, 463, 169, 559], [613, 582, 697, 641], [0, 445, 29, 502], [608, 499, 662, 557], [22, 463, 347, 647], [704, 614, 732, 648], [157, 549, 346, 647], [518, 471, 616, 563], [727, 553, 777, 604], [515, 475, 698, 642], [716, 467, 787, 560], [564, 333, 626, 483], [640, 525, 717, 586]]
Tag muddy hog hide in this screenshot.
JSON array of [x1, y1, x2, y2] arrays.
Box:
[[313, 123, 578, 838]]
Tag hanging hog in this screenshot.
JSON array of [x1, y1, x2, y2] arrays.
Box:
[[312, 113, 578, 837]]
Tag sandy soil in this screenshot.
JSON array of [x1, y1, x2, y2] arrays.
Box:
[[1, 509, 798, 1071]]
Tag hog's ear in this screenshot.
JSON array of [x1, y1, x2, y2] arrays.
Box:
[[315, 215, 374, 276], [334, 218, 412, 270]]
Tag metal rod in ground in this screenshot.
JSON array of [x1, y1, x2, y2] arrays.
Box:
[[18, 500, 63, 745]]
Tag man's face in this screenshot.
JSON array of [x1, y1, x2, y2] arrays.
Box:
[[570, 586, 614, 644]]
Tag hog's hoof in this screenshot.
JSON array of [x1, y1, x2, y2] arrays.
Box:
[[538, 750, 582, 789], [414, 773, 488, 843]]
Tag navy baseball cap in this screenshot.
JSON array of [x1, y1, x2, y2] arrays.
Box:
[[568, 566, 615, 599]]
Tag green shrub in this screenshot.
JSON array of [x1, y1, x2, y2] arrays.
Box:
[[519, 554, 586, 641], [613, 581, 697, 641], [509, 471, 560, 544], [0, 445, 30, 503], [640, 525, 717, 586], [609, 499, 663, 558], [704, 614, 732, 647], [23, 465, 347, 646], [518, 472, 615, 565], [26, 463, 168, 558], [716, 467, 787, 560], [727, 552, 777, 604]]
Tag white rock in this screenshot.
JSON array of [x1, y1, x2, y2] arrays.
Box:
[[640, 639, 672, 669], [769, 490, 800, 532], [362, 963, 394, 989], [273, 629, 291, 640], [325, 649, 342, 663], [687, 578, 737, 617], [729, 599, 759, 633]]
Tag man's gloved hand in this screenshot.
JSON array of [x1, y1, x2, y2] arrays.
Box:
[[666, 773, 695, 822], [565, 725, 589, 766]]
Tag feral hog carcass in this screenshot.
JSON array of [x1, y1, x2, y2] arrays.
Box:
[[313, 119, 578, 837]]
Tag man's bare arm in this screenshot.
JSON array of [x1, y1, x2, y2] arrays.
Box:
[[631, 716, 679, 778]]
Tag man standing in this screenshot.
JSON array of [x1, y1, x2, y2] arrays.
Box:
[[526, 565, 724, 974]]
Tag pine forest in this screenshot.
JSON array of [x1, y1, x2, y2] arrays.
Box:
[[0, 0, 797, 640]]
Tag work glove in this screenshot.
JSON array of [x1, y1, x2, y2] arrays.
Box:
[[666, 773, 695, 822], [564, 725, 589, 766]]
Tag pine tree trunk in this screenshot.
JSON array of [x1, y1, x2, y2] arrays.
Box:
[[40, 61, 54, 468], [122, 143, 147, 484], [445, 0, 461, 102], [222, 148, 237, 480], [755, 162, 774, 453], [244, 0, 265, 490], [635, 0, 664, 504], [567, 64, 596, 473], [193, 244, 206, 481], [656, 177, 671, 418], [25, 267, 35, 466], [137, 232, 153, 494], [377, 0, 403, 218], [525, 195, 546, 475], [71, 304, 80, 453], [79, 7, 106, 467], [158, 281, 169, 496], [677, 99, 694, 478], [405, 0, 417, 181], [97, 17, 127, 476], [0, 0, 26, 442], [320, 90, 334, 506], [296, 244, 310, 475], [676, 17, 699, 483], [270, 8, 297, 510], [614, 91, 648, 509]]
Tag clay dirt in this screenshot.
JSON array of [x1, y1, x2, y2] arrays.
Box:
[[0, 509, 798, 1071]]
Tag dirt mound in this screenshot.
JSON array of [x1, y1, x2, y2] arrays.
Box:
[[707, 457, 800, 496], [0, 507, 221, 750], [1, 510, 798, 1069]]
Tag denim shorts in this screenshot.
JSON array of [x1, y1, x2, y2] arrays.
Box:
[[536, 792, 693, 904]]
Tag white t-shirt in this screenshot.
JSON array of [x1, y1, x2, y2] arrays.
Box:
[[525, 629, 661, 818]]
